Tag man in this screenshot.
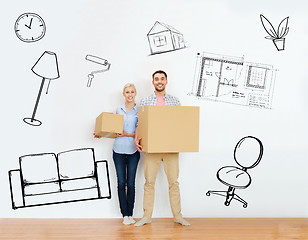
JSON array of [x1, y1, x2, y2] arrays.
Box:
[[134, 70, 190, 226]]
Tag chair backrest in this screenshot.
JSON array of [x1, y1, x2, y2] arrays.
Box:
[[57, 148, 95, 179], [233, 136, 263, 170]]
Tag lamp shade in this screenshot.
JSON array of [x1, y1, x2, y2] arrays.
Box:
[[31, 51, 60, 80]]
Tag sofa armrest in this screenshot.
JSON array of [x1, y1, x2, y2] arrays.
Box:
[[95, 160, 111, 199], [8, 169, 25, 209]]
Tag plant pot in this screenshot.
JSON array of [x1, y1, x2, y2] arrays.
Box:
[[273, 38, 285, 51]]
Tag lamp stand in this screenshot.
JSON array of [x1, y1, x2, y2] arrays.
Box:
[[23, 77, 45, 126]]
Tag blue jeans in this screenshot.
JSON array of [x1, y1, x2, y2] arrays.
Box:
[[113, 150, 140, 217]]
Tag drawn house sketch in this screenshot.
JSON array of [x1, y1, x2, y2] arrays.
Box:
[[147, 21, 186, 55], [260, 15, 289, 51], [85, 54, 111, 87], [8, 148, 111, 209], [189, 52, 277, 109], [206, 136, 264, 208]]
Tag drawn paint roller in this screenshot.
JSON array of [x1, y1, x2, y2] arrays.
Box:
[[85, 54, 111, 87]]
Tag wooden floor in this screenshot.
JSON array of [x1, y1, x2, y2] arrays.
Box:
[[1, 218, 308, 240]]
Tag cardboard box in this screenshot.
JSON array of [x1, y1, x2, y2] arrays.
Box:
[[138, 106, 199, 153], [95, 112, 123, 138]]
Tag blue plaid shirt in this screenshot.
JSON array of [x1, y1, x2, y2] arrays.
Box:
[[140, 93, 181, 106]]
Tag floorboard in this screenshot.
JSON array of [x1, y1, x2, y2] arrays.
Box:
[[1, 218, 308, 240]]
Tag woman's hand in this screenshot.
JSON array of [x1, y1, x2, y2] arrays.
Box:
[[116, 131, 128, 137], [93, 132, 102, 138], [116, 131, 136, 138]]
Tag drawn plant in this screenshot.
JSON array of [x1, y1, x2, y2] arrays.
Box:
[[260, 14, 289, 51]]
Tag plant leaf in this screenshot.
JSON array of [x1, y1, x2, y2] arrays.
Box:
[[281, 27, 289, 38], [278, 17, 289, 38], [260, 14, 278, 38]]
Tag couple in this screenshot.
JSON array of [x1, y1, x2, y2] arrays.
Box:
[[104, 70, 190, 226]]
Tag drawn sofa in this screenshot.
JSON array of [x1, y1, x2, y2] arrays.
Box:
[[8, 148, 111, 209]]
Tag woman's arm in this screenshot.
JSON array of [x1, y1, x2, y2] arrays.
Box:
[[116, 131, 135, 138], [134, 126, 143, 152]]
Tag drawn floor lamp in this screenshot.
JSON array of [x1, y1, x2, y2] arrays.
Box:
[[23, 51, 59, 126]]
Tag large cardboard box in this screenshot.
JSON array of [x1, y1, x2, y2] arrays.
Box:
[[95, 112, 123, 138], [138, 106, 199, 153]]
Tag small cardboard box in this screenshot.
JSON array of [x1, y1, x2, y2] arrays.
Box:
[[138, 106, 199, 153], [95, 112, 123, 138]]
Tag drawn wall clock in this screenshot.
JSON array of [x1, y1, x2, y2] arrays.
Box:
[[14, 13, 46, 43]]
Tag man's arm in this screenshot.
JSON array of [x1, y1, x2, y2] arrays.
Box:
[[174, 96, 181, 106]]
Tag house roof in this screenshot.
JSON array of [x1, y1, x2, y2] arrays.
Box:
[[147, 21, 182, 35]]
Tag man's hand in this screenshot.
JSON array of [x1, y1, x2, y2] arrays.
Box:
[[134, 137, 143, 152]]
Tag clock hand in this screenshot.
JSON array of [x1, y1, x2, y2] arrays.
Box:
[[25, 18, 33, 29], [29, 18, 33, 28]]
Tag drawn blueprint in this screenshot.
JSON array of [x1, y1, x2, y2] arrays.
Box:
[[189, 52, 277, 109]]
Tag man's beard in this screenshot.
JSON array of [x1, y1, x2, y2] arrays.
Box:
[[155, 86, 165, 92]]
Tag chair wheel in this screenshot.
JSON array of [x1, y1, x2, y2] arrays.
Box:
[[206, 191, 210, 196], [243, 204, 248, 208], [224, 201, 230, 206]]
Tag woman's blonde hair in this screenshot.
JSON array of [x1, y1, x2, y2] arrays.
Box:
[[123, 83, 136, 93]]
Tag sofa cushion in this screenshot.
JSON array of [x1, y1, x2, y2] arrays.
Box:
[[24, 188, 100, 206], [24, 182, 60, 195], [20, 153, 59, 184], [57, 148, 95, 179], [61, 178, 97, 191]]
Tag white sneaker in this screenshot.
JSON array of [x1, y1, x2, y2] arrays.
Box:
[[128, 216, 136, 224], [123, 216, 131, 225]]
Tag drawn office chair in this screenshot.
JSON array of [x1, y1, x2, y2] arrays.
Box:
[[206, 136, 263, 208]]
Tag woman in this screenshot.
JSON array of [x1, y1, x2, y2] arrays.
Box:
[[112, 83, 140, 225], [101, 83, 140, 225]]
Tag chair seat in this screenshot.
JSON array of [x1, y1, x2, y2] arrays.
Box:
[[217, 166, 251, 189]]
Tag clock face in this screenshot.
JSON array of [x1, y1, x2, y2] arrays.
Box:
[[14, 13, 46, 43]]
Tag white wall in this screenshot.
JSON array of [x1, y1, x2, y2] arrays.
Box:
[[1, 0, 308, 218]]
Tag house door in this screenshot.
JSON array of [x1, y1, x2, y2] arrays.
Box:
[[173, 34, 184, 49]]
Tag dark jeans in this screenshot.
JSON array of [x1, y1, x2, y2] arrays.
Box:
[[113, 150, 140, 217]]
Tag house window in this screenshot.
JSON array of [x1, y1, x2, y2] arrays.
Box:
[[246, 66, 267, 89], [153, 35, 167, 47]]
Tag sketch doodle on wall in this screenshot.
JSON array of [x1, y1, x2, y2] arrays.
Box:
[[147, 21, 186, 55], [8, 148, 112, 209], [206, 136, 264, 208], [260, 14, 289, 51], [14, 13, 46, 43], [85, 54, 111, 87], [189, 52, 277, 109], [23, 51, 60, 127]]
